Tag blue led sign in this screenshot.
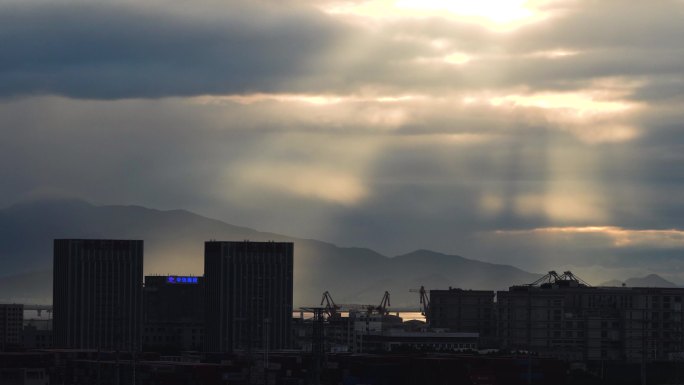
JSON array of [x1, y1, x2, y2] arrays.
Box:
[[167, 276, 198, 284]]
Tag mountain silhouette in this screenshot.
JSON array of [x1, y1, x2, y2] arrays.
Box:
[[600, 274, 677, 288], [0, 199, 541, 306]]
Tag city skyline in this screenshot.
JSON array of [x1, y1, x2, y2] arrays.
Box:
[[3, 1, 684, 383], [3, 237, 684, 384]]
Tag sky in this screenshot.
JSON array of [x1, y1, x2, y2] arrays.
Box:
[[2, 0, 684, 284]]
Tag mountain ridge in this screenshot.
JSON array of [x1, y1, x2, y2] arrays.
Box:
[[599, 274, 677, 288], [0, 198, 541, 306]]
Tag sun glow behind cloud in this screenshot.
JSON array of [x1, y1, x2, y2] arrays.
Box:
[[191, 87, 641, 144], [191, 93, 423, 106], [528, 49, 581, 59], [233, 163, 368, 205], [496, 227, 684, 248], [414, 52, 472, 65], [394, 0, 534, 24], [486, 89, 642, 143], [321, 0, 554, 30], [489, 91, 634, 115], [478, 189, 608, 224]]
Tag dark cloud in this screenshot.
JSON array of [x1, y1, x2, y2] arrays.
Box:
[[3, 0, 684, 99], [0, 0, 345, 98]]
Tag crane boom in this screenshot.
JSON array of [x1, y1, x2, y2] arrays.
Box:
[[320, 290, 340, 318], [409, 286, 430, 318]]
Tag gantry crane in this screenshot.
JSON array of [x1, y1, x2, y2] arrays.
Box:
[[319, 290, 393, 317], [320, 291, 340, 319], [409, 286, 430, 321], [526, 270, 591, 288], [372, 291, 391, 316]]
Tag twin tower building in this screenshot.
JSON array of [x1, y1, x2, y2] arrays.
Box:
[[53, 239, 294, 352]]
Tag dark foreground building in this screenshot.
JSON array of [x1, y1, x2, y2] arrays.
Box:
[[429, 288, 496, 346], [53, 239, 143, 351], [0, 304, 23, 351], [204, 241, 293, 352], [143, 275, 204, 351], [498, 271, 684, 362]]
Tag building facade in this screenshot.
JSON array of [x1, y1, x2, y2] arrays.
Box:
[[429, 288, 496, 346], [22, 320, 52, 350], [0, 304, 23, 351], [497, 272, 684, 361], [143, 275, 204, 351], [359, 330, 479, 353], [204, 241, 293, 352], [53, 239, 143, 351]]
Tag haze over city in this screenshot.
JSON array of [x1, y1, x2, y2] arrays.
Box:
[[2, 0, 684, 287]]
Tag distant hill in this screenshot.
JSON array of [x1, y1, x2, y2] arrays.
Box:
[[0, 199, 541, 306], [599, 274, 677, 288]]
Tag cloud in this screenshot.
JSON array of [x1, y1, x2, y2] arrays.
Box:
[[2, 0, 684, 281], [3, 0, 684, 104], [496, 226, 684, 249], [0, 0, 345, 99], [318, 0, 563, 31]]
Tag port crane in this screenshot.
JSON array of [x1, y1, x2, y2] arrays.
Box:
[[526, 270, 591, 288], [369, 291, 391, 315], [319, 290, 393, 317], [320, 291, 340, 319], [409, 285, 430, 319]]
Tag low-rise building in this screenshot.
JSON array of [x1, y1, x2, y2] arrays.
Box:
[[0, 368, 50, 385], [0, 352, 52, 385], [22, 320, 52, 350], [1, 304, 24, 351], [359, 329, 479, 352], [143, 275, 204, 352]]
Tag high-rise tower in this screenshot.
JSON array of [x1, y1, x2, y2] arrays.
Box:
[[53, 239, 143, 351], [204, 241, 293, 352]]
